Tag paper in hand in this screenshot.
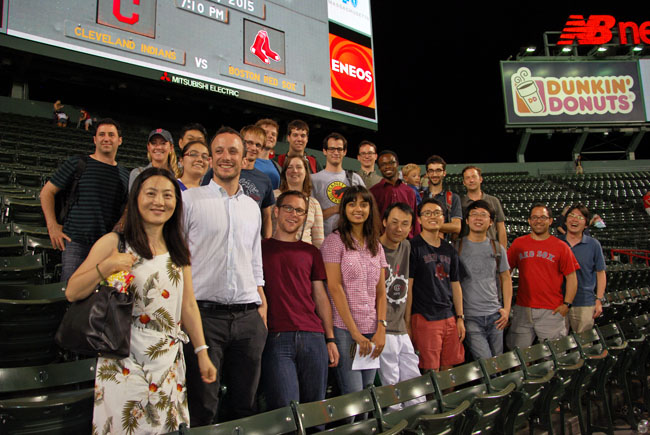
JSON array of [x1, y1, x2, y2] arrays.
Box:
[[351, 343, 380, 370]]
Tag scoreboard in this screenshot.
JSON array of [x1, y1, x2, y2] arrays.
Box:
[[0, 0, 377, 128]]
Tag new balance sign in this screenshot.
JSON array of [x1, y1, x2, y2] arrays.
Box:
[[558, 15, 650, 46]]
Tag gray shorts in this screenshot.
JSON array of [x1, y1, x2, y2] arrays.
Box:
[[506, 304, 567, 350]]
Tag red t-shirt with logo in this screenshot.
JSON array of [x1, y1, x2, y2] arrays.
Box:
[[507, 235, 580, 310]]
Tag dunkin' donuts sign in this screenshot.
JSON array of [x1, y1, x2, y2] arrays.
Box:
[[502, 61, 645, 124]]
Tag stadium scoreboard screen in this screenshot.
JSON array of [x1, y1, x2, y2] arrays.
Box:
[[0, 0, 377, 128]]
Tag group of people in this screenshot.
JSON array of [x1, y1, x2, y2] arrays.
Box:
[[40, 117, 607, 433]]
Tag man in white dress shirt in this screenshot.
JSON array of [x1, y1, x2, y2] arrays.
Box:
[[182, 126, 268, 425]]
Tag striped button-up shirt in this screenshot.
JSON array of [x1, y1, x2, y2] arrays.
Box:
[[182, 180, 264, 304]]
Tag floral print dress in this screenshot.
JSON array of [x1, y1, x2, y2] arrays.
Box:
[[92, 250, 188, 435]]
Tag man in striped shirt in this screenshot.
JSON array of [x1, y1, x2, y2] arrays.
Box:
[[40, 118, 129, 281]]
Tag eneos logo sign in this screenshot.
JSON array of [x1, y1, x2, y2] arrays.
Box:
[[511, 67, 635, 117], [329, 34, 375, 108]]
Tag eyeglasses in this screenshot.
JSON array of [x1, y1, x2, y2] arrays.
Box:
[[567, 213, 585, 221], [468, 212, 490, 219], [358, 151, 376, 157], [244, 139, 263, 149], [280, 205, 307, 216], [421, 210, 443, 217], [326, 147, 345, 153], [427, 168, 444, 174], [529, 215, 550, 221], [184, 151, 210, 160]]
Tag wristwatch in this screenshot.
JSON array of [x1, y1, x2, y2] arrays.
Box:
[[563, 301, 573, 308], [378, 319, 388, 327], [456, 314, 465, 320]]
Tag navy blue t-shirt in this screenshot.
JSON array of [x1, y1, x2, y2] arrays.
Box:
[[409, 235, 459, 321]]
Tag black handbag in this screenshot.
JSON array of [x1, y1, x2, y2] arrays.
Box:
[[55, 233, 134, 359]]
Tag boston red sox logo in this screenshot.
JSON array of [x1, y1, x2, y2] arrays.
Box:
[[250, 30, 281, 65]]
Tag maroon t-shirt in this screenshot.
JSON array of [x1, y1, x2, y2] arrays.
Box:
[[370, 178, 421, 238], [262, 238, 327, 333]]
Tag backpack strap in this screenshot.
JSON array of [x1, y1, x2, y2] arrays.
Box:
[[491, 238, 503, 302], [345, 170, 356, 187], [57, 154, 88, 224]]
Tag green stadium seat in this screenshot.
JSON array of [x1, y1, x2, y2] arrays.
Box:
[[171, 406, 298, 434], [479, 350, 554, 435], [0, 358, 95, 434], [0, 282, 66, 367], [514, 342, 563, 433], [3, 196, 45, 226], [0, 253, 45, 285], [292, 388, 381, 434], [546, 334, 586, 434], [597, 322, 636, 430], [0, 235, 25, 256], [433, 361, 514, 434], [370, 373, 458, 433]]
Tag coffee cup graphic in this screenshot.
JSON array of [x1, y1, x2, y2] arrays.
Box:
[[513, 68, 545, 113]]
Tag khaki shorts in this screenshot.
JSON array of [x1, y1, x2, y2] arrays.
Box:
[[506, 305, 567, 350], [567, 305, 595, 333]]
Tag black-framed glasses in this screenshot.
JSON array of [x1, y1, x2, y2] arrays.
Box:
[[421, 210, 443, 217]]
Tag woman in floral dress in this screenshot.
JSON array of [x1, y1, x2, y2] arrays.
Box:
[[66, 167, 216, 434]]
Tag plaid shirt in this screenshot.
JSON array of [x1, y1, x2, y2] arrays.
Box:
[[321, 233, 388, 334]]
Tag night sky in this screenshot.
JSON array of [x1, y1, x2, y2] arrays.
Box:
[[4, 1, 647, 164], [369, 1, 650, 163]]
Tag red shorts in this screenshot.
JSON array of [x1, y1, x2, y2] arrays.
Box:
[[411, 314, 464, 370]]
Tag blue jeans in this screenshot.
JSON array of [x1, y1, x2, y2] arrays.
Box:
[[261, 331, 328, 410], [464, 313, 504, 360], [334, 327, 377, 395], [61, 240, 92, 282]]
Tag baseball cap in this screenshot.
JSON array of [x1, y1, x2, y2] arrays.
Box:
[[148, 128, 174, 144]]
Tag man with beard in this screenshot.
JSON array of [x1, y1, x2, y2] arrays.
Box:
[[506, 203, 579, 349], [183, 127, 267, 425], [202, 125, 275, 238]]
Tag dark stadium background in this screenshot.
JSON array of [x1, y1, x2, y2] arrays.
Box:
[[1, 1, 647, 164]]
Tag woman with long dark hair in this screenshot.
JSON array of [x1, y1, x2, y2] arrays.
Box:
[[320, 185, 387, 395], [66, 167, 216, 434]]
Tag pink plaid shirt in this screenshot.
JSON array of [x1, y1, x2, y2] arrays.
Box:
[[321, 233, 388, 334]]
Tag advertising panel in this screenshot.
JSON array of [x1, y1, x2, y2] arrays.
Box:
[[2, 0, 377, 127], [639, 59, 650, 122], [502, 61, 645, 125]]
